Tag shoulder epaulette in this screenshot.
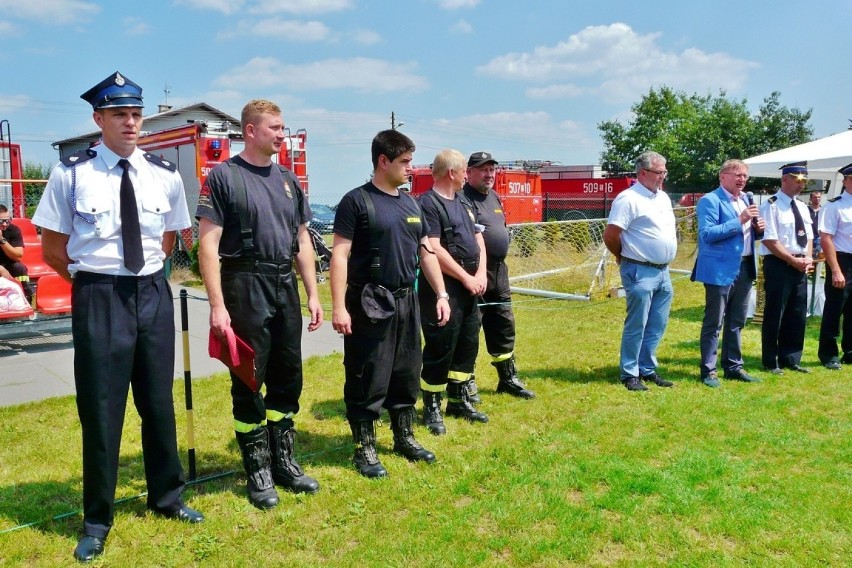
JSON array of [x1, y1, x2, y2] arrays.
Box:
[[828, 195, 842, 202], [60, 148, 97, 168], [144, 152, 177, 172], [768, 195, 778, 204]]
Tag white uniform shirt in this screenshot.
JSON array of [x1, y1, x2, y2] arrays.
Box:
[[607, 182, 678, 265], [758, 191, 813, 257], [33, 145, 191, 276], [818, 192, 852, 254]]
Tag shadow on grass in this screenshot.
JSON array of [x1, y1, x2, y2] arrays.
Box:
[[522, 364, 624, 386]]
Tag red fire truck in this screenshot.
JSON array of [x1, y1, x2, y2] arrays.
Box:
[[407, 164, 542, 224], [137, 121, 310, 250], [538, 164, 634, 220]]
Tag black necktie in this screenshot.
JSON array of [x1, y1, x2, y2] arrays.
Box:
[[118, 159, 144, 273], [790, 198, 807, 248]]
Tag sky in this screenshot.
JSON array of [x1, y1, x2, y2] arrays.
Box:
[[1, 0, 851, 205]]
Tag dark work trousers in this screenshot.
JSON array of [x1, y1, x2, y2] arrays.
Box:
[[343, 286, 421, 421], [1, 260, 28, 280], [818, 251, 852, 363], [479, 259, 515, 356], [72, 270, 185, 539], [761, 255, 808, 368], [221, 261, 303, 427], [419, 274, 481, 386], [699, 257, 754, 377]]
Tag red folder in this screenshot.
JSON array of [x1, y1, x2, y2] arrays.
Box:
[[208, 328, 257, 392]]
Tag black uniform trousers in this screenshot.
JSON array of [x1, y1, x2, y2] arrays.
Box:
[[818, 251, 852, 363], [343, 285, 421, 421], [761, 255, 808, 369], [72, 270, 185, 539], [419, 273, 481, 386], [221, 260, 303, 427], [480, 258, 515, 356]]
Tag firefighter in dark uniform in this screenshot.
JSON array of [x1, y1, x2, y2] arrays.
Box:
[[419, 149, 488, 435], [197, 100, 323, 510], [330, 130, 449, 478], [463, 152, 535, 398], [758, 161, 814, 374], [817, 163, 852, 369], [33, 71, 203, 563]]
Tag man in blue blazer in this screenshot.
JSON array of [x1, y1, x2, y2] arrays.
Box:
[[692, 159, 765, 387]]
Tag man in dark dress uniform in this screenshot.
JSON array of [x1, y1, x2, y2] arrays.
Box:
[[463, 152, 534, 399], [33, 71, 203, 563]]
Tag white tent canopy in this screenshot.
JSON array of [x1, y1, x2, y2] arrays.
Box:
[[744, 130, 852, 187]]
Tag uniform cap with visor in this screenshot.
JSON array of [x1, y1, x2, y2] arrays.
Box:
[[467, 151, 498, 168], [80, 71, 144, 110], [780, 161, 808, 181]]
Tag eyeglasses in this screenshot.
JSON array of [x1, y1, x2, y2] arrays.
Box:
[[723, 172, 750, 180], [0, 219, 11, 225], [643, 168, 668, 178]]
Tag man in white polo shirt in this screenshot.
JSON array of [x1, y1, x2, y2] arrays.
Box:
[[603, 151, 678, 391]]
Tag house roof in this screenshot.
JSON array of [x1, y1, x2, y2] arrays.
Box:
[[52, 102, 240, 148]]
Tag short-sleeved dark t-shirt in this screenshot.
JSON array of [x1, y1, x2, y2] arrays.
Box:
[[195, 156, 310, 260], [0, 224, 23, 265], [463, 183, 510, 260], [334, 183, 427, 289], [418, 189, 480, 264]]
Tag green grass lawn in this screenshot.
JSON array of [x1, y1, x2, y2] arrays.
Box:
[[1, 275, 849, 566]]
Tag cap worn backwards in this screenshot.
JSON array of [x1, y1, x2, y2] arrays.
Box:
[[467, 151, 498, 168], [80, 71, 144, 110]]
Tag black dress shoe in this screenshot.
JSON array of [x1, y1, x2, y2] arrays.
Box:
[[824, 360, 842, 370], [152, 505, 205, 523], [622, 377, 648, 391], [640, 372, 673, 387], [781, 364, 810, 374], [724, 369, 760, 382], [763, 366, 784, 375], [73, 535, 104, 562]]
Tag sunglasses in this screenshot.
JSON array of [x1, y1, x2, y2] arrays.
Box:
[[0, 219, 11, 224]]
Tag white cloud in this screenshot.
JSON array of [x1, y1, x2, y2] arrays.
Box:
[[450, 19, 473, 34], [247, 0, 353, 15], [477, 23, 758, 103], [174, 0, 246, 14], [0, 0, 99, 24], [123, 17, 149, 36], [351, 29, 382, 45], [218, 18, 330, 41], [214, 57, 429, 93], [435, 0, 480, 9], [0, 20, 19, 35]]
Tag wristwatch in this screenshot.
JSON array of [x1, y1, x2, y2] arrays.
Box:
[[437, 292, 449, 300], [0, 239, 7, 245]]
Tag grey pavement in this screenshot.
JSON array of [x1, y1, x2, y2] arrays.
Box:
[[0, 283, 343, 407]]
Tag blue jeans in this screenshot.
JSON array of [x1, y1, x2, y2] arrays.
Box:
[[619, 262, 673, 380]]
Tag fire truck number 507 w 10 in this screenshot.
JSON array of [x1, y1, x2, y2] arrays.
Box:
[[508, 181, 532, 194]]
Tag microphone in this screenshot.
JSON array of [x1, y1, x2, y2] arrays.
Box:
[[745, 191, 754, 205]]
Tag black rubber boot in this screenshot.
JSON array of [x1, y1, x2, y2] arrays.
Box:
[[445, 380, 489, 423], [235, 428, 280, 509], [494, 357, 535, 399], [268, 420, 320, 494], [349, 420, 388, 478], [466, 375, 481, 404], [389, 406, 436, 463], [421, 390, 446, 435]]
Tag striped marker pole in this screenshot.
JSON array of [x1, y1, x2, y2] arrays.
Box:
[[180, 289, 197, 480]]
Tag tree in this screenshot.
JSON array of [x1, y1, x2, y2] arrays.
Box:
[[23, 162, 52, 218], [598, 88, 813, 193]]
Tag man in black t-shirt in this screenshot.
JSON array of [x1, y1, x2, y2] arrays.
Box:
[[331, 130, 449, 478], [197, 100, 323, 510], [0, 204, 32, 299], [463, 152, 535, 399], [418, 149, 488, 435]]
